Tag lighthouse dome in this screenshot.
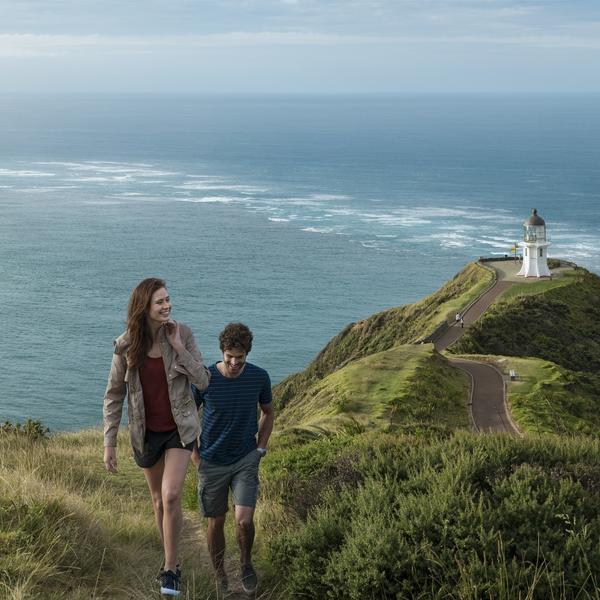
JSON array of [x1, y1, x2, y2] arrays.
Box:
[[524, 209, 545, 226]]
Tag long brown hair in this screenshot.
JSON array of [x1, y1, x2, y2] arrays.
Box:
[[126, 277, 166, 369]]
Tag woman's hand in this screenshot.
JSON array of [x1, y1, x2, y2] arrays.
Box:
[[104, 446, 118, 473], [164, 320, 185, 354]]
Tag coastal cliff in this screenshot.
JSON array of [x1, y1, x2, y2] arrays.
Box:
[[3, 262, 600, 599]]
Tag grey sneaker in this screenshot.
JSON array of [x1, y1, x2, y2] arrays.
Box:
[[240, 563, 258, 595]]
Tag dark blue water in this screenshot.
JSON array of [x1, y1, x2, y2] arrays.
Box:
[[1, 94, 599, 430]]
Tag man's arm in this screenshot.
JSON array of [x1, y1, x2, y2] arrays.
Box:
[[257, 402, 274, 450]]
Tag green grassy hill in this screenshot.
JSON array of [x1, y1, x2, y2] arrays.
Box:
[[274, 262, 492, 410], [450, 268, 600, 373], [276, 343, 469, 438]]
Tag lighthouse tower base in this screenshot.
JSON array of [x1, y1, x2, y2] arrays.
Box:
[[517, 242, 551, 277]]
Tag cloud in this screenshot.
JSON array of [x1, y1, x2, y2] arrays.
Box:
[[2, 27, 600, 59]]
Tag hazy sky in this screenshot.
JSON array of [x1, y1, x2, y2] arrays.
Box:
[[1, 0, 600, 93]]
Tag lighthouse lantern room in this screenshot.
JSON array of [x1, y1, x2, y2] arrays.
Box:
[[517, 208, 551, 278]]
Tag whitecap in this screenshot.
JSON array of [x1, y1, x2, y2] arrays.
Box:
[[15, 185, 79, 193], [464, 213, 515, 223], [326, 208, 357, 216], [0, 168, 55, 178], [66, 175, 133, 182], [174, 182, 268, 193], [60, 162, 178, 177], [359, 213, 431, 226], [66, 177, 112, 182], [482, 235, 519, 244], [174, 196, 242, 204], [359, 240, 383, 249], [440, 240, 467, 248], [301, 227, 337, 234], [310, 194, 351, 201], [476, 239, 515, 249], [268, 217, 289, 222]]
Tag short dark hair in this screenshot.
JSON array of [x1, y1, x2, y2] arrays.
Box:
[[219, 322, 253, 353]]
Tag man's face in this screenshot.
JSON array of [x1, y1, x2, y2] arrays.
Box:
[[222, 346, 247, 378]]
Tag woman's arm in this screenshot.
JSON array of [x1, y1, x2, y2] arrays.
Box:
[[166, 322, 211, 391], [103, 349, 127, 471]]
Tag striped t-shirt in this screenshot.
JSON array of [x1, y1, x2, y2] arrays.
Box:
[[193, 362, 272, 465]]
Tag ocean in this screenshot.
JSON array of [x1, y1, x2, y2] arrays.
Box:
[[1, 94, 599, 430]]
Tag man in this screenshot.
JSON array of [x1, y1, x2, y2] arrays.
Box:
[[192, 323, 274, 595]]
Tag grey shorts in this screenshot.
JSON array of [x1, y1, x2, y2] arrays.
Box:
[[197, 449, 262, 517]]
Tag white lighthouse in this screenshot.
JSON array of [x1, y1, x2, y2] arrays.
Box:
[[517, 208, 551, 278]]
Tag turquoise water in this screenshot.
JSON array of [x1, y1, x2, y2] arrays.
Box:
[[1, 94, 599, 430]]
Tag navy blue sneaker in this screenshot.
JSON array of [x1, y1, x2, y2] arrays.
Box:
[[156, 565, 181, 584], [217, 573, 230, 596], [159, 569, 181, 597]]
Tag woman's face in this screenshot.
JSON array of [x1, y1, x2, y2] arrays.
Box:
[[146, 287, 171, 326]]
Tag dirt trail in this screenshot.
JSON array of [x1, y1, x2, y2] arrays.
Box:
[[179, 511, 261, 599]]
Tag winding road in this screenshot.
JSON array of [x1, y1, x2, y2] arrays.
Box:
[[433, 262, 523, 435]]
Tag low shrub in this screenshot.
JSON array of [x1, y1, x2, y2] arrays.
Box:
[[264, 433, 600, 599], [0, 419, 50, 440]]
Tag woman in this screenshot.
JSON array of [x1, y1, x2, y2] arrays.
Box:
[[103, 278, 210, 597]]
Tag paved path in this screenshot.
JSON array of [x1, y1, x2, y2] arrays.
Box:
[[451, 358, 519, 434], [433, 263, 520, 435], [434, 280, 514, 353]]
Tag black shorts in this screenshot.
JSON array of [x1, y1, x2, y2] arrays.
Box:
[[133, 429, 194, 468]]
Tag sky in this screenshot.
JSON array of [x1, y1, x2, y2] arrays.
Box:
[[1, 0, 600, 93]]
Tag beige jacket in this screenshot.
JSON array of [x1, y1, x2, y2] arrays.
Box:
[[103, 321, 210, 455]]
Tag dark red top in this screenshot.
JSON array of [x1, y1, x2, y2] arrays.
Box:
[[139, 356, 176, 432]]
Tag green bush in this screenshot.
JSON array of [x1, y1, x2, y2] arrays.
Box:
[[0, 419, 50, 440], [265, 433, 600, 599]]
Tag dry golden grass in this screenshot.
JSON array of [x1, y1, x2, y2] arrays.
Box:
[[0, 429, 240, 599]]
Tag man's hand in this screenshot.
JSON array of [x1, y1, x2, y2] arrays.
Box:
[[104, 446, 118, 473]]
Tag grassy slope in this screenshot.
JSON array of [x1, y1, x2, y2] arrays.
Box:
[[0, 430, 213, 600], [276, 344, 470, 436], [506, 358, 600, 435], [274, 262, 493, 410], [449, 268, 600, 373]]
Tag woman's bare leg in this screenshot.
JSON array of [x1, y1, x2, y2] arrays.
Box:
[[161, 448, 191, 571], [143, 455, 166, 545]]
